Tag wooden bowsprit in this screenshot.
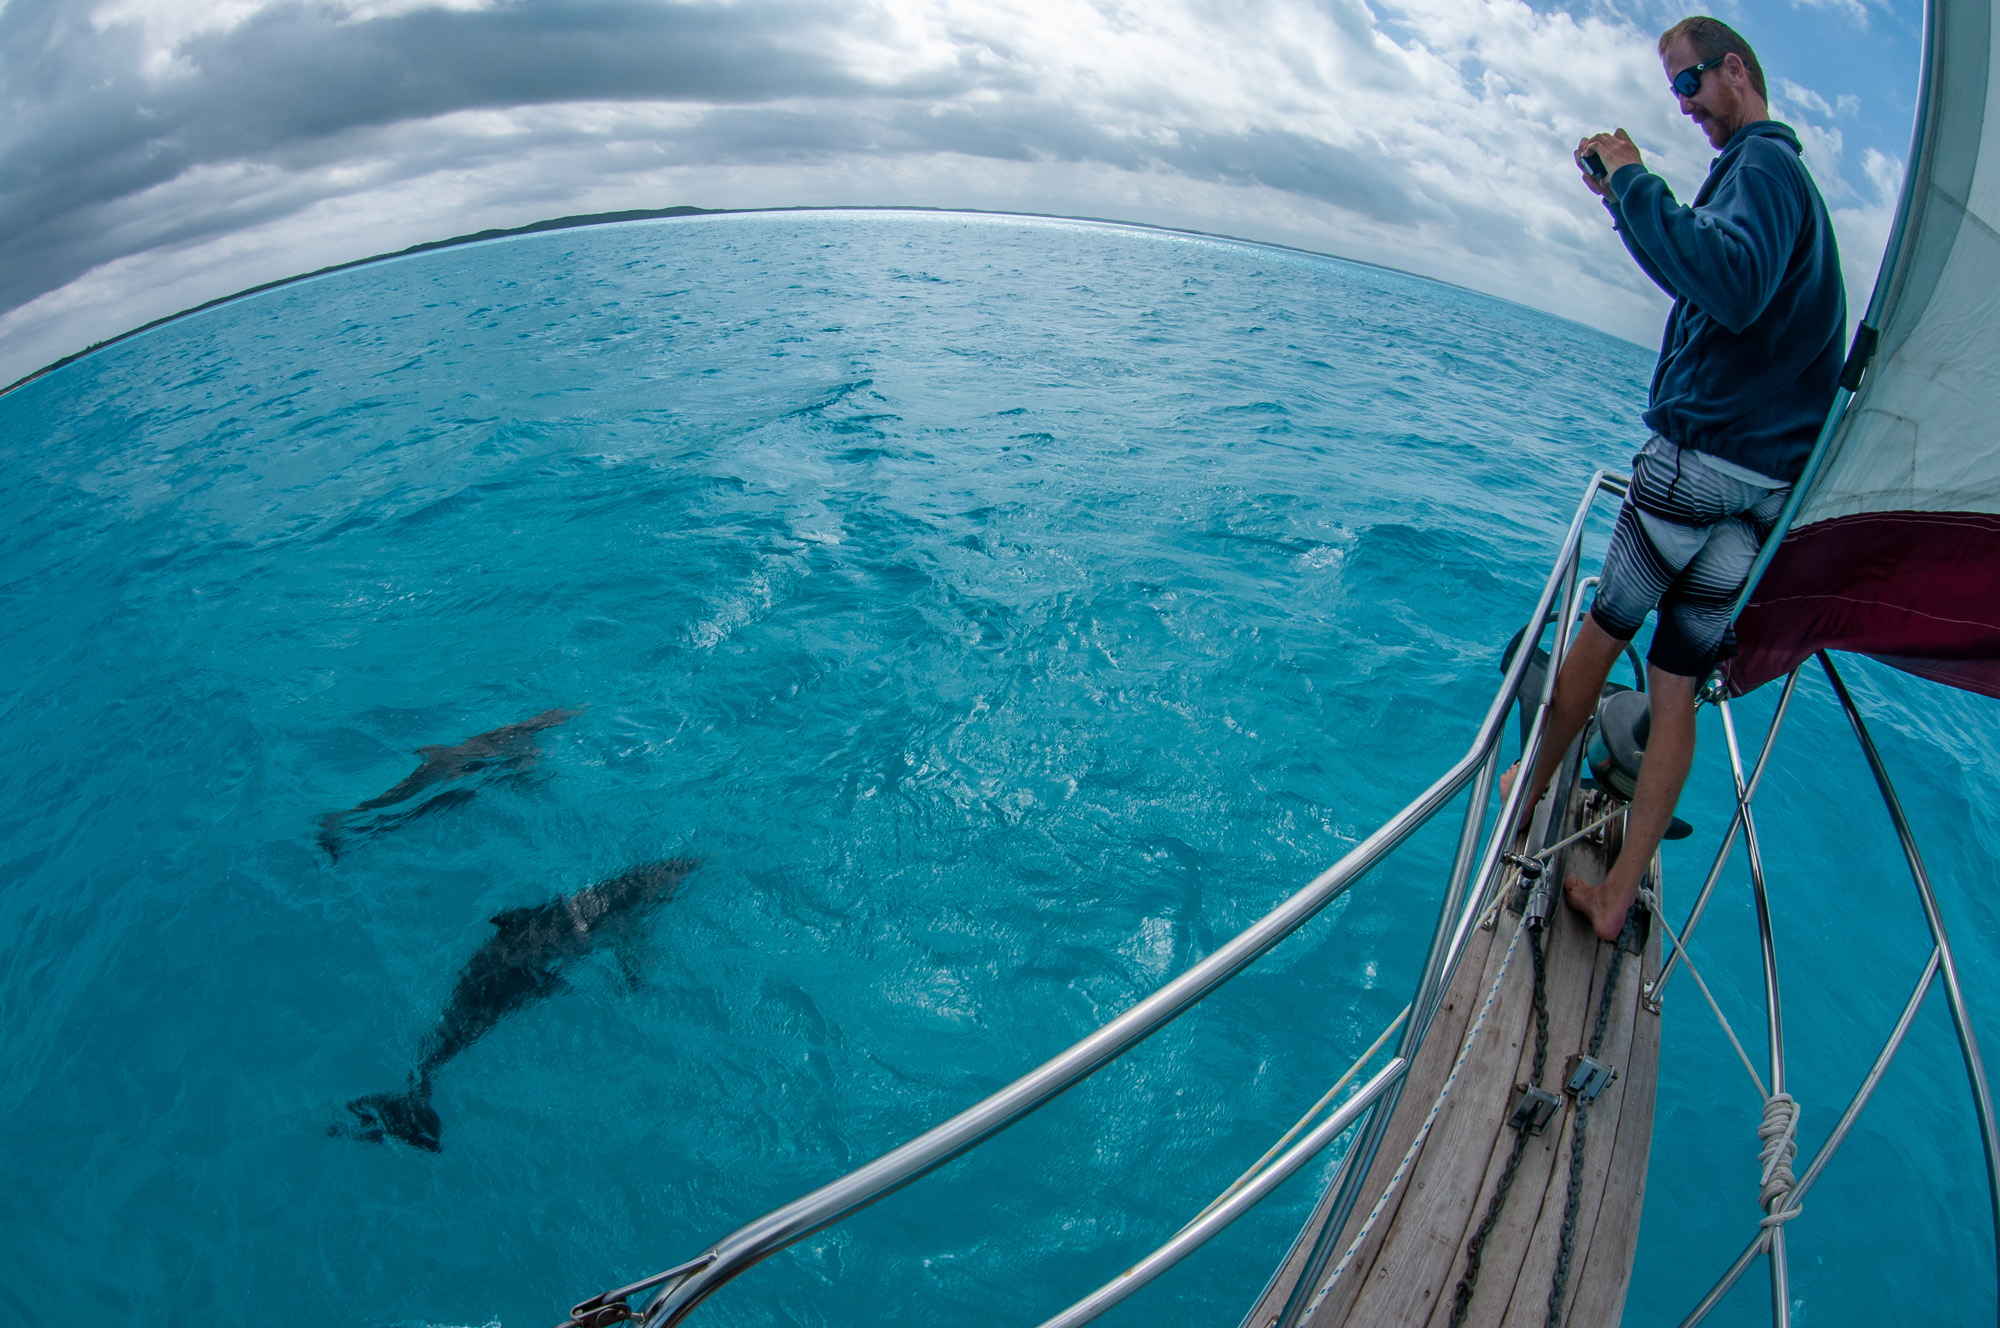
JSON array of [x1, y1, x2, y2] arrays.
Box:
[[1245, 773, 1663, 1328]]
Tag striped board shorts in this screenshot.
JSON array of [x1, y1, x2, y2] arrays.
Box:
[[1590, 434, 1792, 678]]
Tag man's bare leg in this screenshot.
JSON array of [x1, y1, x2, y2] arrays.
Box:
[[1507, 617, 1630, 834], [1565, 665, 1698, 941]]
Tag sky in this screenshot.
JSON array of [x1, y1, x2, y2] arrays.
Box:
[[0, 0, 1926, 388]]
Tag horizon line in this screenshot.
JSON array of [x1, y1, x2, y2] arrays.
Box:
[[0, 203, 1601, 398]]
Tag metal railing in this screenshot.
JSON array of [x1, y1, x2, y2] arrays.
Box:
[[558, 473, 1632, 1328], [1259, 521, 1614, 1328], [1668, 654, 2000, 1328], [1254, 552, 2000, 1328], [561, 470, 2000, 1328]]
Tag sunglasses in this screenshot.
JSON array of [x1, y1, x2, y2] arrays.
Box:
[[1670, 56, 1728, 98]]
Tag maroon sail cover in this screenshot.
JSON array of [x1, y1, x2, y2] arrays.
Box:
[[1725, 0, 2000, 700]]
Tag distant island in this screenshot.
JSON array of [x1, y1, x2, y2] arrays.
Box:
[[2, 205, 718, 396]]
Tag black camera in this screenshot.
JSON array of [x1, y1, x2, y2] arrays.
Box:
[[1580, 151, 1607, 180]]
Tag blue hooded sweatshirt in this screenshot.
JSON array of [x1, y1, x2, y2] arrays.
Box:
[[1607, 120, 1845, 483]]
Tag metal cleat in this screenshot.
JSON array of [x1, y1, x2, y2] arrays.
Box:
[[1563, 1053, 1618, 1105], [1507, 1084, 1562, 1135], [1502, 853, 1555, 925]]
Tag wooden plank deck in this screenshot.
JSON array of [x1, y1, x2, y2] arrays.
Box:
[[1244, 787, 1664, 1328]]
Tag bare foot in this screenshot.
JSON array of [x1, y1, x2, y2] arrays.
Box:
[[1497, 762, 1536, 837], [1563, 875, 1635, 943]]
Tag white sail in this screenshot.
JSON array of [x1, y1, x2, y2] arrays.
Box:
[[1731, 0, 2000, 698]]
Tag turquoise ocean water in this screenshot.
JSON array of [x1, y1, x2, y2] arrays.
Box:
[[3, 211, 1997, 1327]]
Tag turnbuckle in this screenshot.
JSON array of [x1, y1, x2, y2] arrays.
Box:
[[557, 1256, 716, 1328], [560, 1296, 639, 1328]]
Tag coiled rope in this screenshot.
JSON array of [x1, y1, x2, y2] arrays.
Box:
[[1757, 1094, 1801, 1226]]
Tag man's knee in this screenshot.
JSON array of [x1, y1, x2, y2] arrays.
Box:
[[1587, 597, 1645, 644], [1645, 665, 1700, 716], [1562, 614, 1631, 680]]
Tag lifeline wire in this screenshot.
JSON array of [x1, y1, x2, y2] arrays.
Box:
[[1190, 1006, 1412, 1227], [1646, 887, 1768, 1100], [1528, 805, 1626, 865], [1642, 886, 1801, 1229]]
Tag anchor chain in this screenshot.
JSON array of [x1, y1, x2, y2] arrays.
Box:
[[1544, 903, 1637, 1326], [1447, 911, 1552, 1328]]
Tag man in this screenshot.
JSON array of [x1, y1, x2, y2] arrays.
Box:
[[1512, 16, 1846, 941]]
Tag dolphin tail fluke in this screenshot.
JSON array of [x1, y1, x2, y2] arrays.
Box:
[[315, 810, 350, 861], [335, 1078, 442, 1152]]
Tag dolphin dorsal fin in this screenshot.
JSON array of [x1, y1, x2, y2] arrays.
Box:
[[489, 906, 539, 932]]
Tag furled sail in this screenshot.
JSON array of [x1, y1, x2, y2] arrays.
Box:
[[1727, 0, 2000, 698]]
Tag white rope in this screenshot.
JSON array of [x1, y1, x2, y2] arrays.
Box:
[[1642, 886, 1803, 1231], [1297, 910, 1531, 1323], [1757, 1094, 1801, 1227]]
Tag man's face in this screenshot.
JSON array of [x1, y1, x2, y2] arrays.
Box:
[[1663, 34, 1746, 150]]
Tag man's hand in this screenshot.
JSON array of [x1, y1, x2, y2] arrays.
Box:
[[1576, 129, 1644, 198]]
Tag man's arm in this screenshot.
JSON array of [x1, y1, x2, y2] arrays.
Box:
[[1610, 146, 1807, 333], [1577, 130, 1678, 298], [1609, 199, 1681, 297]]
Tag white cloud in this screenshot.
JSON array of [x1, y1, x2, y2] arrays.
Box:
[[1836, 145, 1905, 314], [1860, 144, 1904, 200], [87, 0, 496, 80], [1777, 78, 1834, 119], [1786, 0, 1873, 27], [88, 0, 268, 43], [1793, 119, 1847, 183], [0, 0, 1904, 387], [89, 0, 494, 45]]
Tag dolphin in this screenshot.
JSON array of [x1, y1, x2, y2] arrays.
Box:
[[336, 858, 695, 1152], [317, 708, 581, 858]]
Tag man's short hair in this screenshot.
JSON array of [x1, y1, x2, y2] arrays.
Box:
[[1659, 16, 1767, 100]]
